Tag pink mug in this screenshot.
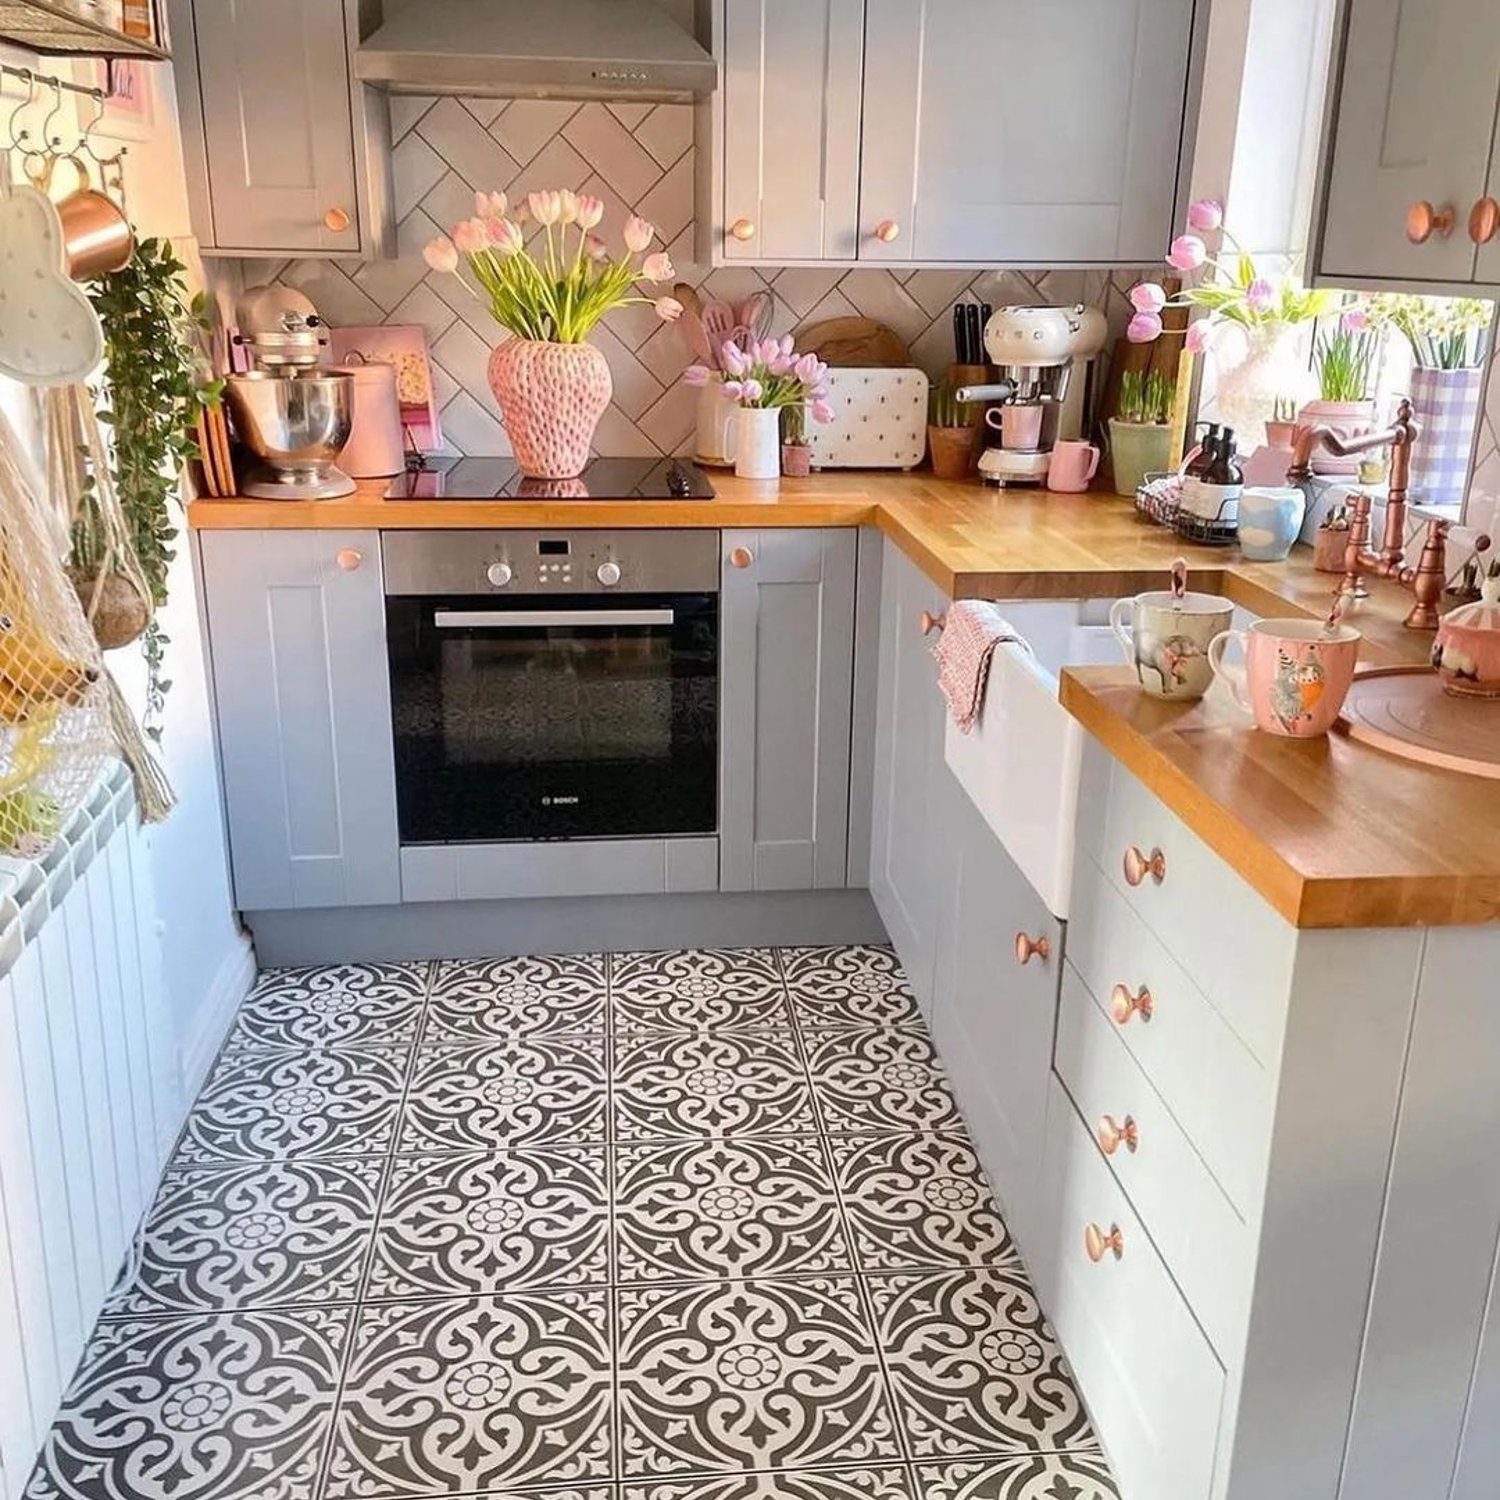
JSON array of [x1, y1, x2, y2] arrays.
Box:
[[1207, 619, 1360, 737], [986, 404, 1044, 450], [1048, 439, 1102, 493]]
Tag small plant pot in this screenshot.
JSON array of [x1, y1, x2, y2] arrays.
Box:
[[1264, 419, 1297, 449], [1314, 527, 1350, 574], [1108, 419, 1173, 497], [780, 441, 812, 478], [928, 425, 974, 480], [69, 568, 151, 650], [1297, 399, 1375, 475]]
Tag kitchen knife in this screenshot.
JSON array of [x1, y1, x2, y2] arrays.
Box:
[[953, 305, 967, 363], [963, 303, 983, 364], [979, 304, 992, 361]]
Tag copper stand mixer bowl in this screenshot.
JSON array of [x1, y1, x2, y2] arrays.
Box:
[[225, 370, 356, 499]]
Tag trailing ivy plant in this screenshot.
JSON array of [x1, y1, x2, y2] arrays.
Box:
[[78, 237, 221, 738]]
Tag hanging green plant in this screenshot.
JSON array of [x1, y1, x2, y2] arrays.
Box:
[[75, 237, 221, 738]]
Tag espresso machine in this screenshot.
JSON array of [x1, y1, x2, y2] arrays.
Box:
[[956, 304, 1107, 486]]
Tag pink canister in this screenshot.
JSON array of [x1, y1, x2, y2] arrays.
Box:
[[332, 360, 406, 477]]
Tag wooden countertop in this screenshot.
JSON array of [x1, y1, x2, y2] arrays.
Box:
[[190, 469, 1498, 927]]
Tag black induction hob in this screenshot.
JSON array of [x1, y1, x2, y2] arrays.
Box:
[[384, 456, 716, 500]]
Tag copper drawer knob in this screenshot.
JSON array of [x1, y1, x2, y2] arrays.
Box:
[[324, 206, 351, 233], [873, 217, 900, 243], [1470, 197, 1500, 245], [920, 610, 946, 636], [1122, 844, 1166, 887], [335, 548, 362, 572], [1097, 1114, 1139, 1155], [1109, 982, 1153, 1025], [729, 546, 754, 569], [730, 216, 756, 242], [1085, 1222, 1125, 1262], [1014, 931, 1050, 966], [1406, 200, 1456, 243]]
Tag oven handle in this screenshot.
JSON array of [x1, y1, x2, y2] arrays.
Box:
[[432, 608, 677, 629]]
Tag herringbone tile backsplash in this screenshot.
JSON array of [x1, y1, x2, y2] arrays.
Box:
[[240, 99, 1150, 459]]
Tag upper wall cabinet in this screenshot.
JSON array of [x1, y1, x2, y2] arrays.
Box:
[[705, 0, 1201, 266], [1312, 0, 1500, 294], [167, 0, 394, 258]]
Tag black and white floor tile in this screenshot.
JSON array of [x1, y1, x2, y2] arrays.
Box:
[[30, 945, 1116, 1500]]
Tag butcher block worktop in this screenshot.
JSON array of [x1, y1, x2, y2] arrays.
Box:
[[190, 472, 1499, 928]]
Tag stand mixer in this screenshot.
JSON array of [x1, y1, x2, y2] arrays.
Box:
[[956, 305, 1108, 486]]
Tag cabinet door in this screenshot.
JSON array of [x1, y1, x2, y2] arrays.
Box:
[[192, 0, 361, 254], [200, 531, 400, 911], [930, 812, 1060, 1247], [868, 539, 951, 1013], [719, 0, 865, 260], [1318, 0, 1500, 288], [1476, 127, 1500, 290], [720, 529, 857, 891], [860, 0, 1195, 264]]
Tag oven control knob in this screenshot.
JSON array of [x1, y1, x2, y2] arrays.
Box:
[[596, 561, 622, 587], [486, 561, 513, 587]]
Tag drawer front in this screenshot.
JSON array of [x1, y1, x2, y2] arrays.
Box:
[[1075, 740, 1295, 1065], [1036, 1075, 1226, 1500], [1055, 962, 1249, 1358], [1067, 855, 1272, 1217]]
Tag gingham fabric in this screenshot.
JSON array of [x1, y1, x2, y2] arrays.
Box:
[[1408, 366, 1484, 506], [932, 600, 1028, 735]]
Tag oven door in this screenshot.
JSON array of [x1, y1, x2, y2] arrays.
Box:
[[386, 592, 718, 843]]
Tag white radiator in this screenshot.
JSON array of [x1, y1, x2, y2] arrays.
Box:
[[0, 764, 180, 1500]]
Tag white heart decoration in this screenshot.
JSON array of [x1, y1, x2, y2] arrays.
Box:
[[0, 182, 105, 387]]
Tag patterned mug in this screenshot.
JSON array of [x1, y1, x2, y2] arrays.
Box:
[[1109, 590, 1233, 700], [1208, 619, 1361, 737]]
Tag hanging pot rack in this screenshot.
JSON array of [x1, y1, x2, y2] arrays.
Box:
[[0, 0, 168, 61]]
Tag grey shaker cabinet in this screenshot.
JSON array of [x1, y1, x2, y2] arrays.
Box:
[[167, 0, 394, 258], [719, 528, 857, 891], [1312, 0, 1500, 293], [199, 530, 401, 912]]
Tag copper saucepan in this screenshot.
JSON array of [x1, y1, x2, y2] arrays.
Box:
[[28, 153, 135, 279]]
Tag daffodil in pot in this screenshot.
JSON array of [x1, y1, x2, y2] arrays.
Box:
[[1301, 303, 1382, 475], [1108, 368, 1173, 496], [424, 189, 683, 479]]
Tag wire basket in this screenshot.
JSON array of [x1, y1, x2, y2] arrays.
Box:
[[1135, 472, 1181, 528], [1172, 497, 1240, 547]]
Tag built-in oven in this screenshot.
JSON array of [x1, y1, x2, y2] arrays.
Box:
[[383, 530, 718, 845]]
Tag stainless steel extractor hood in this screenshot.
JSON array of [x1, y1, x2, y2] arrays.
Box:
[[356, 0, 717, 101]]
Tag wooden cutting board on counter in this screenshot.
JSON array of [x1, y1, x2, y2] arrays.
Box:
[[792, 316, 910, 367]]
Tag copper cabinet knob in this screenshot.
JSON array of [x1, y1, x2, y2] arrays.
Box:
[[335, 548, 362, 572], [1109, 982, 1153, 1025], [920, 610, 947, 636], [1084, 1222, 1125, 1262], [1122, 844, 1166, 887], [1097, 1114, 1139, 1155], [729, 546, 754, 569], [1014, 931, 1050, 966], [729, 217, 756, 242], [1470, 197, 1500, 245], [324, 206, 352, 233], [1406, 200, 1456, 243], [873, 218, 900, 243]]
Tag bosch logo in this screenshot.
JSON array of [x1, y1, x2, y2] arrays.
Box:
[[541, 796, 580, 807]]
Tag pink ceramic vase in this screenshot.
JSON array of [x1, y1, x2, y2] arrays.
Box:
[[487, 338, 612, 479]]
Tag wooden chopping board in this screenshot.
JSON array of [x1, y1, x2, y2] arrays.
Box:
[[792, 316, 910, 367]]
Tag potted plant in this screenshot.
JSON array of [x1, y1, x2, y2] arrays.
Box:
[[780, 401, 813, 477], [927, 381, 973, 479], [1300, 304, 1381, 474], [424, 189, 683, 479], [685, 339, 833, 479], [1125, 198, 1333, 443], [1108, 368, 1173, 496], [1314, 502, 1352, 573], [1265, 395, 1300, 450], [1372, 293, 1493, 506]]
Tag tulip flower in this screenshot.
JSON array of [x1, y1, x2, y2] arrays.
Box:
[[575, 195, 605, 231], [811, 398, 835, 424], [721, 380, 744, 400], [583, 233, 608, 261], [1186, 198, 1223, 233], [1166, 234, 1207, 271], [1342, 306, 1369, 333], [1184, 318, 1216, 355], [1129, 282, 1167, 315], [527, 190, 562, 226], [557, 188, 579, 224], [1126, 311, 1164, 343], [488, 218, 524, 257], [623, 214, 655, 253], [1246, 277, 1276, 314], [682, 364, 713, 388], [640, 251, 675, 283], [423, 235, 459, 273], [793, 352, 822, 385], [655, 295, 684, 322], [721, 341, 748, 376], [452, 218, 489, 254], [474, 189, 507, 219], [739, 377, 763, 404]]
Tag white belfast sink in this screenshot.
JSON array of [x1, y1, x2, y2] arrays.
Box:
[[943, 597, 1255, 919]]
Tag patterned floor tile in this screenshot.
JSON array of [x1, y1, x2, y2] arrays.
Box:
[[174, 1046, 408, 1162], [28, 1308, 348, 1500], [614, 1029, 816, 1140], [614, 1135, 851, 1281], [868, 1270, 1097, 1458], [617, 1277, 902, 1476], [228, 962, 429, 1049], [915, 1455, 1119, 1499], [781, 944, 923, 1029], [400, 1036, 608, 1151], [830, 1134, 1020, 1272], [623, 1469, 915, 1499], [426, 952, 609, 1039], [612, 947, 792, 1032], [804, 1028, 963, 1134], [368, 1145, 610, 1297], [326, 1290, 613, 1495], [103, 1158, 384, 1315]]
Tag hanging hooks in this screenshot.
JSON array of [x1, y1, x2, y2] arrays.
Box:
[[75, 83, 108, 161], [5, 67, 42, 157], [41, 75, 69, 156]]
